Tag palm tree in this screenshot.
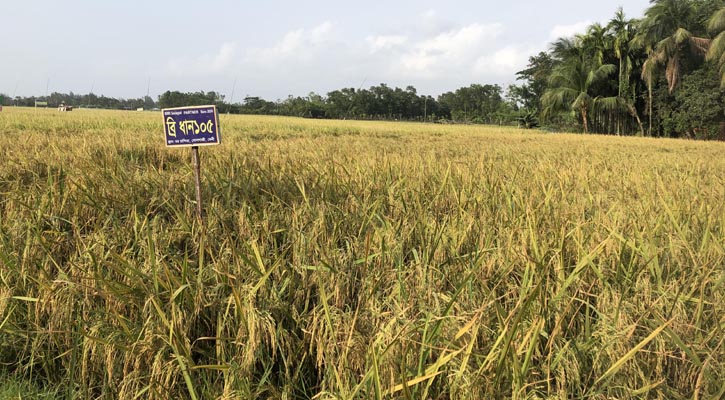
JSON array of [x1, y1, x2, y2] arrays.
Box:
[[542, 39, 616, 134], [706, 6, 725, 88], [550, 37, 580, 60], [641, 50, 657, 136], [608, 7, 635, 99], [706, 6, 725, 139], [631, 0, 712, 136], [607, 8, 646, 135], [580, 23, 611, 66], [633, 0, 710, 93]]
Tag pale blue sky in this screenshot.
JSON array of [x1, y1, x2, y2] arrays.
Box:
[[1, 0, 650, 101]]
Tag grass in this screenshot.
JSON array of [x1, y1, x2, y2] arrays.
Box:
[[0, 375, 60, 399], [0, 107, 723, 399]]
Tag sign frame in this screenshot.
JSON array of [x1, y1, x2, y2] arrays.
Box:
[[162, 105, 221, 148]]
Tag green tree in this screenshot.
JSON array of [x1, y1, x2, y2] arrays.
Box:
[[633, 0, 719, 136], [634, 0, 710, 93], [657, 63, 725, 138], [326, 89, 355, 119], [157, 91, 223, 109], [512, 52, 556, 112], [706, 6, 725, 87], [580, 23, 612, 66], [542, 39, 617, 133], [438, 84, 506, 123], [606, 8, 646, 135], [609, 8, 637, 99]]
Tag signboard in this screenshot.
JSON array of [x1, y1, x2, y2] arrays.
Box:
[[35, 101, 48, 107], [162, 105, 221, 147]]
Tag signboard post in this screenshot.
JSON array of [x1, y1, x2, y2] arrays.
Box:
[[191, 146, 203, 220], [162, 105, 221, 221]]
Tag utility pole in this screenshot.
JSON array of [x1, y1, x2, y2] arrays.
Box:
[[228, 76, 237, 114], [145, 77, 152, 109], [88, 81, 95, 108], [424, 96, 427, 122]]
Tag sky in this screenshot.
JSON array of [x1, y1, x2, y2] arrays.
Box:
[[1, 0, 652, 102]]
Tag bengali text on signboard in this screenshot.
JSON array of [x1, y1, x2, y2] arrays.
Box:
[[162, 105, 221, 147]]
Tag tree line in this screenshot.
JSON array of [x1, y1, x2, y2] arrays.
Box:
[[1, 92, 156, 111], [154, 84, 513, 124], [1, 84, 514, 125], [3, 0, 723, 138], [513, 0, 725, 139]]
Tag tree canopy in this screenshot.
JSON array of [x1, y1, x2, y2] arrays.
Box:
[[523, 0, 725, 139]]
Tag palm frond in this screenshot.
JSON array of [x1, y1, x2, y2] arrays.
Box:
[[622, 56, 633, 77], [571, 92, 592, 111], [609, 6, 627, 31], [706, 32, 725, 62], [641, 57, 657, 85], [547, 69, 572, 89], [655, 36, 676, 62], [541, 86, 582, 120], [665, 56, 680, 93], [630, 33, 648, 51], [673, 28, 692, 46], [593, 96, 628, 113], [707, 7, 725, 34], [688, 37, 710, 56], [550, 37, 579, 60], [718, 51, 725, 88], [587, 64, 616, 86], [541, 87, 578, 111]]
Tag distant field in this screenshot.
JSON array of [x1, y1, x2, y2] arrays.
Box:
[[0, 107, 723, 399]]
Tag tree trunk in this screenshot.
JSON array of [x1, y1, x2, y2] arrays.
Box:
[[647, 78, 653, 136], [581, 105, 589, 134], [617, 58, 624, 136], [628, 104, 645, 137]]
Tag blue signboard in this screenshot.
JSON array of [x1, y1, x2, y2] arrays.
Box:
[[162, 105, 221, 147]]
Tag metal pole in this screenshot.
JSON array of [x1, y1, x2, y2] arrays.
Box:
[[191, 146, 203, 221], [424, 97, 427, 122], [229, 76, 237, 114]]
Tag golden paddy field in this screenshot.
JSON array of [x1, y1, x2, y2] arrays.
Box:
[[0, 107, 723, 399]]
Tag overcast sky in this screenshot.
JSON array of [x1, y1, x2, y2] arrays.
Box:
[[1, 0, 651, 101]]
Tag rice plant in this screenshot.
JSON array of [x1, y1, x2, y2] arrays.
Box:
[[0, 107, 723, 399]]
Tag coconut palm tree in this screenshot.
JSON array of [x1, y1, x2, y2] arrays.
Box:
[[542, 39, 616, 134], [580, 23, 611, 66], [706, 6, 725, 87], [550, 37, 580, 61], [706, 5, 725, 139], [607, 8, 646, 135], [633, 0, 710, 93], [608, 7, 636, 99], [640, 50, 657, 136], [631, 0, 712, 136]]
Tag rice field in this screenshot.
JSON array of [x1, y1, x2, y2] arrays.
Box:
[[0, 107, 723, 399]]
